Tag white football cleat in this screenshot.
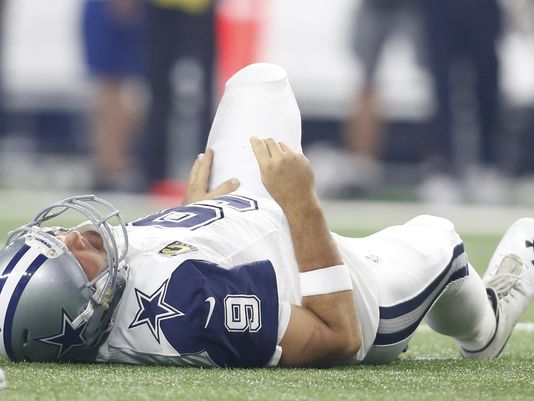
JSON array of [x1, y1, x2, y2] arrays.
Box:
[[484, 218, 534, 289], [461, 218, 534, 359]]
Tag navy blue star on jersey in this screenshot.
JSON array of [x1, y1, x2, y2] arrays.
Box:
[[37, 309, 86, 358], [129, 279, 184, 343]]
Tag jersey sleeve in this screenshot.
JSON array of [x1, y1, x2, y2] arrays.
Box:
[[159, 258, 280, 367]]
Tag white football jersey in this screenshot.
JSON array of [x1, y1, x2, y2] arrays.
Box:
[[96, 193, 380, 366]]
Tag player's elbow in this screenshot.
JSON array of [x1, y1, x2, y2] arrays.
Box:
[[347, 330, 362, 358], [330, 309, 363, 364], [311, 312, 362, 366], [332, 330, 362, 364], [312, 328, 361, 367], [302, 329, 361, 368]]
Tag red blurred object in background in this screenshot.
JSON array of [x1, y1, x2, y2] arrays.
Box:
[[215, 0, 267, 96], [150, 179, 188, 203]]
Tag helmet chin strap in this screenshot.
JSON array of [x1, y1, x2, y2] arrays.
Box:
[[71, 265, 121, 329], [92, 271, 113, 307], [71, 303, 95, 329]]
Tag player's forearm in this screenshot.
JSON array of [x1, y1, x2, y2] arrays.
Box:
[[282, 196, 361, 365], [250, 136, 361, 365], [282, 194, 343, 271]]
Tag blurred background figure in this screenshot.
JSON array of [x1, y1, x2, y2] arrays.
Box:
[[140, 0, 216, 194], [81, 0, 145, 191], [0, 0, 6, 139], [418, 0, 504, 203], [344, 0, 425, 195], [1, 0, 534, 205]]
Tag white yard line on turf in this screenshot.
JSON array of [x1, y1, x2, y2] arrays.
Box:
[[322, 200, 534, 236], [418, 323, 534, 332], [2, 189, 534, 235]]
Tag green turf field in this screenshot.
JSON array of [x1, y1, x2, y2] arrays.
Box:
[[1, 213, 534, 400], [2, 328, 534, 401]]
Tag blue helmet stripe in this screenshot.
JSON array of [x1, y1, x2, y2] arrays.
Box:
[[0, 245, 30, 296], [3, 253, 47, 361]]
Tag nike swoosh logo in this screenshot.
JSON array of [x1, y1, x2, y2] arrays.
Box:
[[204, 296, 216, 329]]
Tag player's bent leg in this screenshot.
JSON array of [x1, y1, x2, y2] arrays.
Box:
[[359, 215, 474, 364], [460, 218, 534, 359], [206, 63, 302, 199]]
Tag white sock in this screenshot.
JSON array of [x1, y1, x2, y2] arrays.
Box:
[[426, 265, 497, 351]]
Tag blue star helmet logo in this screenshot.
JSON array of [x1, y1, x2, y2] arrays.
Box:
[[129, 279, 184, 343], [37, 309, 87, 359]]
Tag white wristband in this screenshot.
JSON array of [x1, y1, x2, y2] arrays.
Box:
[[299, 265, 353, 297]]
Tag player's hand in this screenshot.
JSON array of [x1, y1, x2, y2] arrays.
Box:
[[183, 148, 240, 204], [250, 136, 318, 212]]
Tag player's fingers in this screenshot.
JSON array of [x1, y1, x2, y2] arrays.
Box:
[[279, 142, 291, 152], [250, 136, 271, 164], [209, 178, 240, 198], [187, 152, 204, 186], [264, 137, 283, 157], [194, 148, 214, 188]]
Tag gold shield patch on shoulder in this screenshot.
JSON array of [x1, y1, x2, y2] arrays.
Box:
[[159, 241, 197, 257]]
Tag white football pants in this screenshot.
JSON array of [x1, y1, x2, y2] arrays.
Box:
[[338, 215, 497, 364]]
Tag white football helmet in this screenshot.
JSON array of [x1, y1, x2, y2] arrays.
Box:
[[0, 195, 128, 362]]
